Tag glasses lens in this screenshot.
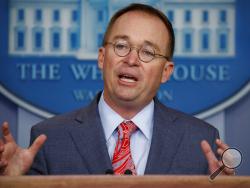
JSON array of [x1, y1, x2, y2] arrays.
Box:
[[139, 45, 155, 62], [114, 41, 130, 57]]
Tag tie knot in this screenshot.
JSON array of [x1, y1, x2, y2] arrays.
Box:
[[118, 121, 137, 139]]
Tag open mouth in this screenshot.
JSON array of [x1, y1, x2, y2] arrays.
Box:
[[118, 74, 138, 83]]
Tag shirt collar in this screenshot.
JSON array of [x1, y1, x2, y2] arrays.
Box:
[[98, 92, 154, 141], [131, 100, 154, 140], [98, 93, 123, 142]]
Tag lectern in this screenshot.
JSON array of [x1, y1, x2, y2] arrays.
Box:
[[0, 175, 250, 188]]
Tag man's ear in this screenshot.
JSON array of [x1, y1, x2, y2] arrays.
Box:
[[98, 47, 105, 70], [161, 61, 174, 83]]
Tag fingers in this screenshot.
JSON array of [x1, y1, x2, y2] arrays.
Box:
[[201, 140, 219, 163], [2, 122, 10, 136], [1, 122, 15, 143], [223, 167, 235, 175], [201, 139, 235, 176], [0, 139, 3, 158], [0, 139, 8, 174], [201, 140, 220, 173], [29, 134, 47, 156], [0, 159, 8, 174], [215, 139, 235, 175], [216, 139, 229, 155]]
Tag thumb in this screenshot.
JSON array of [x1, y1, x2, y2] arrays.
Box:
[[29, 134, 47, 156]]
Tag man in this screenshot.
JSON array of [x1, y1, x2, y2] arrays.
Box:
[[0, 3, 233, 176]]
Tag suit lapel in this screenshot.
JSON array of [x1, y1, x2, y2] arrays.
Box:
[[66, 95, 185, 174], [68, 94, 112, 174], [145, 99, 185, 174]]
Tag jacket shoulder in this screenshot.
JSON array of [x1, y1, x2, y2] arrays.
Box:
[[155, 99, 218, 134]]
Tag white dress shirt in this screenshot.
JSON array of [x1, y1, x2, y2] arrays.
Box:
[[98, 93, 154, 175]]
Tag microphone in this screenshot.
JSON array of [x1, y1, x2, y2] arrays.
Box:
[[124, 169, 133, 175], [105, 169, 114, 175]]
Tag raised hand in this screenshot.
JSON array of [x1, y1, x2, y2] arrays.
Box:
[[201, 139, 235, 176], [0, 122, 47, 176]]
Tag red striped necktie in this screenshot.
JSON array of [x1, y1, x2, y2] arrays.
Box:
[[112, 120, 137, 175]]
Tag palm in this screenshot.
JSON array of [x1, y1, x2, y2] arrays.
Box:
[[3, 144, 34, 175], [0, 122, 47, 176], [201, 139, 234, 176]]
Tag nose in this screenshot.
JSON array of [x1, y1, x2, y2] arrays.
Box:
[[125, 47, 140, 66]]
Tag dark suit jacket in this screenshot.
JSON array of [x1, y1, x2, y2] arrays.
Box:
[[28, 93, 219, 175]]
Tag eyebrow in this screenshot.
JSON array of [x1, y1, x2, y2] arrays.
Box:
[[112, 35, 161, 52], [112, 35, 130, 41], [143, 40, 160, 52]]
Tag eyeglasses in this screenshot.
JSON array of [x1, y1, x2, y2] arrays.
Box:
[[105, 40, 169, 63]]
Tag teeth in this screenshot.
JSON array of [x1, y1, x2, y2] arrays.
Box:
[[120, 77, 136, 83], [119, 74, 137, 83]]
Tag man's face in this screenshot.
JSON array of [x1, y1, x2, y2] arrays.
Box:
[[98, 11, 174, 113]]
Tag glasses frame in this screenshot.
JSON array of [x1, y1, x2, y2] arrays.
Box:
[[105, 41, 169, 63]]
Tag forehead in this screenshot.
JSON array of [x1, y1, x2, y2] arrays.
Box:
[[108, 11, 169, 52]]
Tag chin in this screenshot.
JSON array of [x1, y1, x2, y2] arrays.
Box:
[[117, 94, 136, 101], [114, 91, 138, 102]]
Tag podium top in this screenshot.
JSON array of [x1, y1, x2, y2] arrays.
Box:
[[0, 175, 250, 188]]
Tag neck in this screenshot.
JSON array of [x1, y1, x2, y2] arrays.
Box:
[[103, 94, 150, 120]]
